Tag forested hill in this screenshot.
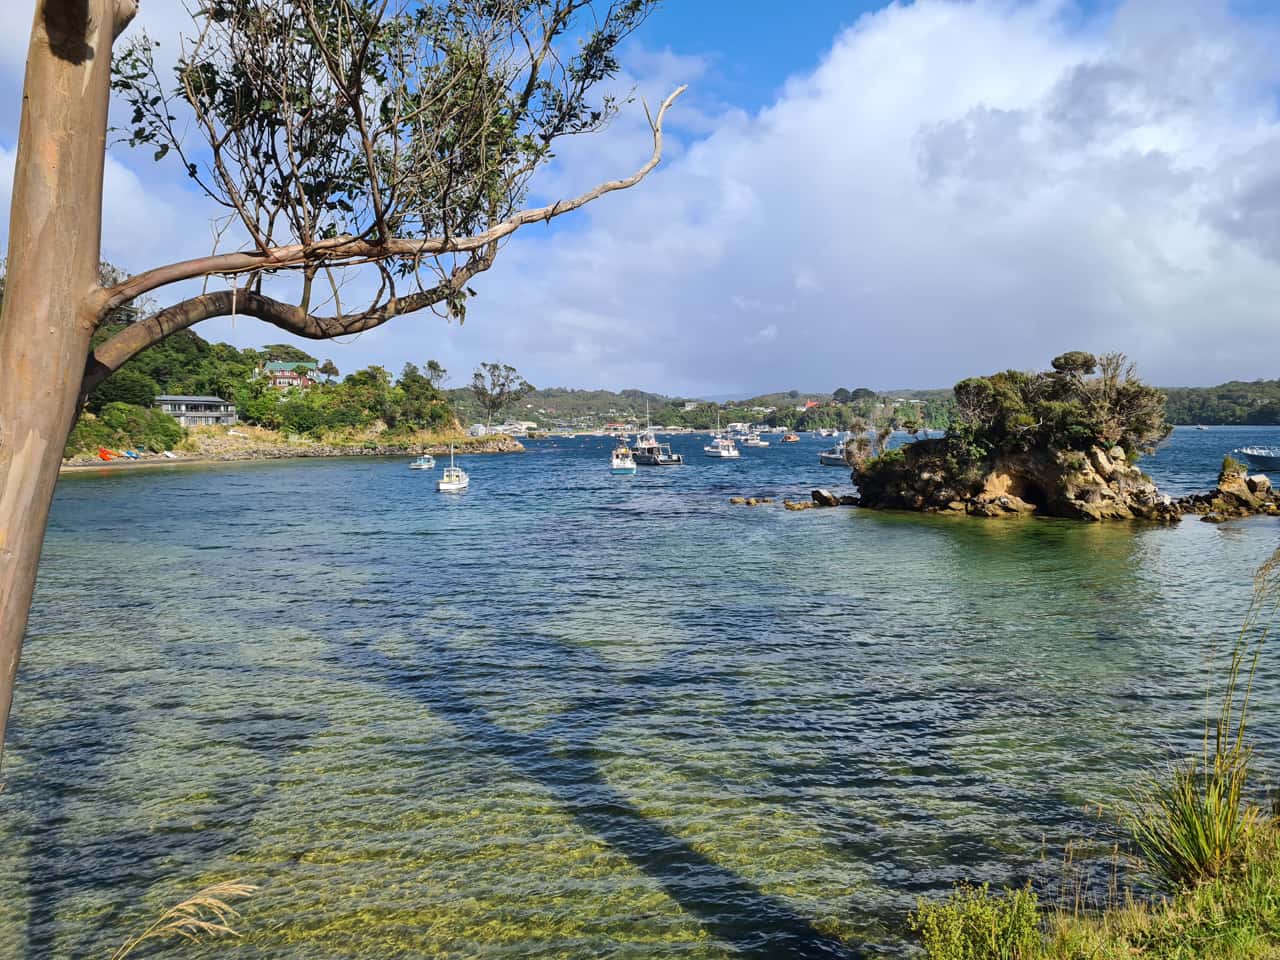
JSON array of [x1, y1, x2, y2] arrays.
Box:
[[1163, 381, 1280, 425]]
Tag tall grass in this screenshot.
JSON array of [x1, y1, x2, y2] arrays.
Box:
[[1126, 549, 1280, 889], [110, 880, 256, 959]]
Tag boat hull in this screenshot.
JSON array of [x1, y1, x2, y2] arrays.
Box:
[[1237, 449, 1280, 471], [612, 466, 637, 475], [819, 453, 848, 467]]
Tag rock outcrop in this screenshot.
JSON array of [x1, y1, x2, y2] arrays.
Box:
[[853, 438, 1181, 522], [1176, 459, 1280, 522]]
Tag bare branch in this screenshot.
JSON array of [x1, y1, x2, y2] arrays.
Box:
[[97, 85, 685, 314]]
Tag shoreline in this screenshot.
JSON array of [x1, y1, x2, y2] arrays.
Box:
[[60, 435, 524, 474]]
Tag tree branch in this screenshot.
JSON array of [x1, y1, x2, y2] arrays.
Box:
[[82, 247, 497, 402], [97, 85, 686, 313]]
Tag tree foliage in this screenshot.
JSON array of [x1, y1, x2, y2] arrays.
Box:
[[471, 361, 533, 424], [951, 351, 1169, 461], [110, 0, 663, 327]]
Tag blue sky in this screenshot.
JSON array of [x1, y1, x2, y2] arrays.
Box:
[[3, 1, 1280, 395]]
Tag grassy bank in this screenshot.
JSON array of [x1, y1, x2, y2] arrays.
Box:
[[62, 424, 523, 468]]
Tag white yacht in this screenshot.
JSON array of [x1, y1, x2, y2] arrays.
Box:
[[409, 454, 435, 470], [437, 446, 469, 491], [704, 434, 740, 458], [611, 444, 637, 475], [741, 432, 770, 447]]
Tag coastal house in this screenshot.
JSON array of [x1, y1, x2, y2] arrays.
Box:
[[258, 360, 319, 389], [155, 395, 238, 427]]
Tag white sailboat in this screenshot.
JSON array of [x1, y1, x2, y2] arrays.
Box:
[[437, 445, 469, 491]]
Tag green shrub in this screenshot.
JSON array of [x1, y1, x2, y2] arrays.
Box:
[[65, 403, 183, 456], [910, 883, 1041, 960]]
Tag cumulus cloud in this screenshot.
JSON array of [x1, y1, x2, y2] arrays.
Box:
[[3, 0, 1280, 394], [450, 0, 1280, 393]]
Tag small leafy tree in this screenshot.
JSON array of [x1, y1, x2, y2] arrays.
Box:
[[318, 359, 340, 382], [472, 362, 534, 426]]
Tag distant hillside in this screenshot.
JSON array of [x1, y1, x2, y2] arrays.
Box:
[[1163, 380, 1280, 425], [447, 384, 955, 431]]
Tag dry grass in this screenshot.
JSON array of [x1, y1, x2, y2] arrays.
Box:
[[110, 880, 257, 959]]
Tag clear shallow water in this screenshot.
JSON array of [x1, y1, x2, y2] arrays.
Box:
[[2, 426, 1279, 959]]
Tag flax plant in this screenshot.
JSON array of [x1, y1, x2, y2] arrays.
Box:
[[1127, 549, 1280, 889]]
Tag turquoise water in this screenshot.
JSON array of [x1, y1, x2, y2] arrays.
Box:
[[2, 426, 1278, 958]]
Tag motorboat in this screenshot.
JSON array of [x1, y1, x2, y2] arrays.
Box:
[[437, 446, 469, 491], [704, 435, 740, 459], [611, 444, 637, 475], [409, 454, 436, 470], [633, 402, 683, 465], [741, 432, 770, 447], [1234, 446, 1280, 471], [819, 433, 849, 466], [781, 433, 799, 443], [633, 430, 683, 465]]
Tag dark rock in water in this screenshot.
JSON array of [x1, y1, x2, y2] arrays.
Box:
[[811, 489, 841, 507], [838, 495, 859, 506]]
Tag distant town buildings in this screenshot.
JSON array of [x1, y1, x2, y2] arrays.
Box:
[[155, 395, 238, 427]]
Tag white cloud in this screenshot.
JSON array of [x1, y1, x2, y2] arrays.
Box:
[[3, 0, 1280, 394]]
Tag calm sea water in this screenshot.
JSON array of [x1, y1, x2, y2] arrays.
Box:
[[2, 426, 1279, 958]]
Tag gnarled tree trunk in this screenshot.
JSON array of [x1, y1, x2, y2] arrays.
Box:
[[0, 0, 126, 765]]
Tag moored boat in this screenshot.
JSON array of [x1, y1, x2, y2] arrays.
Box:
[[819, 433, 849, 466], [409, 454, 435, 470], [741, 432, 770, 447], [438, 446, 469, 491], [781, 433, 799, 443], [611, 444, 637, 475], [704, 435, 740, 459]]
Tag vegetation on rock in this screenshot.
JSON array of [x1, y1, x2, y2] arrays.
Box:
[[854, 353, 1176, 521]]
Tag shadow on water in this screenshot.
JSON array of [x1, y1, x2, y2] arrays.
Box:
[[9, 688, 323, 958], [364, 647, 863, 960]]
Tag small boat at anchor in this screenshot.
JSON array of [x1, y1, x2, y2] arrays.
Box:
[[781, 433, 799, 443], [741, 432, 770, 447], [819, 433, 850, 466], [611, 444, 637, 475], [409, 454, 436, 470], [1234, 446, 1280, 471], [704, 435, 740, 459], [437, 446, 469, 491]]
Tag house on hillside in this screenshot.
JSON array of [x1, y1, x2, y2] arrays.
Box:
[[257, 360, 319, 389], [156, 395, 237, 427]]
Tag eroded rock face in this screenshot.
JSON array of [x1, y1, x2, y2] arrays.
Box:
[[853, 438, 1181, 522], [1176, 460, 1280, 521]]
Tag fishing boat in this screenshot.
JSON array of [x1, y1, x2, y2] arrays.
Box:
[[781, 433, 799, 443], [633, 401, 683, 465], [409, 454, 436, 470], [1234, 446, 1280, 471], [704, 413, 740, 459], [819, 433, 849, 466], [611, 444, 637, 475], [741, 432, 770, 447], [437, 446, 469, 491], [1195, 425, 1209, 431]]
